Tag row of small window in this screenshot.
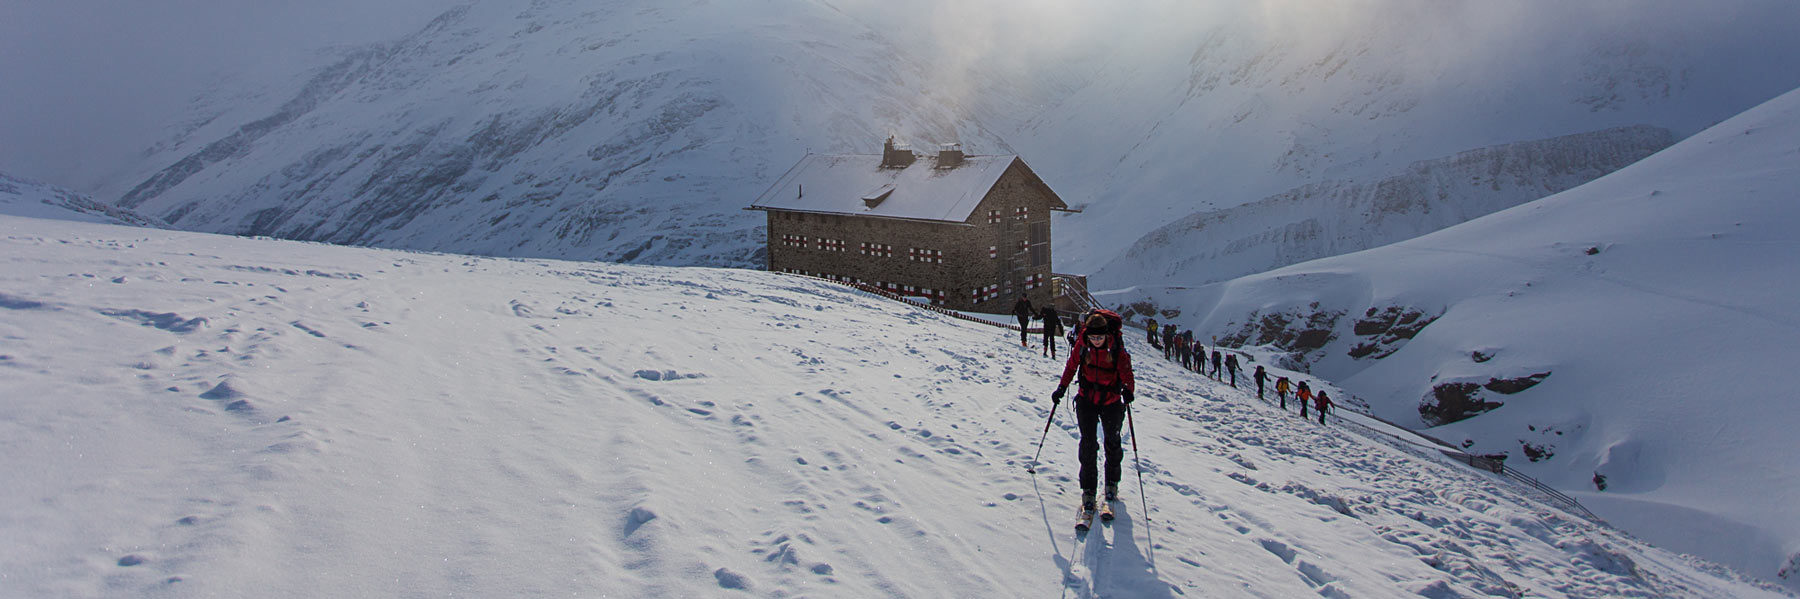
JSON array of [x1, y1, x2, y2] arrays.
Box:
[[986, 207, 1031, 224], [782, 236, 949, 263], [784, 235, 1031, 264]]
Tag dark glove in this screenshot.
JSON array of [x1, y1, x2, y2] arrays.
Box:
[[1123, 389, 1135, 405], [1051, 386, 1066, 404]]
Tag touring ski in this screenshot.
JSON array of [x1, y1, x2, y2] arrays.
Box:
[[1075, 501, 1096, 532]]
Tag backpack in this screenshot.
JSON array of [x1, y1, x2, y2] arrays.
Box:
[[1077, 309, 1124, 341]]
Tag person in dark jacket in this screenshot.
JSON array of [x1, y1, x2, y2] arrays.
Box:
[[1182, 336, 1193, 370], [1011, 295, 1035, 347], [1225, 353, 1240, 388], [1211, 349, 1223, 379], [1188, 335, 1201, 373], [1253, 365, 1267, 400], [1038, 306, 1062, 358], [1052, 312, 1136, 510], [1175, 333, 1189, 370], [1314, 390, 1333, 425]]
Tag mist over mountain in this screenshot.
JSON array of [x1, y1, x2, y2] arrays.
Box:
[[103, 1, 1017, 266], [1013, 0, 1800, 276], [29, 0, 1797, 276], [1095, 124, 1676, 290]]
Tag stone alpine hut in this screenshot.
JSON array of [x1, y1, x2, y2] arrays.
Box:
[[748, 137, 1075, 313]]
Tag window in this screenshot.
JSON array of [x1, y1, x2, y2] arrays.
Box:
[[1015, 206, 1029, 220], [971, 284, 1002, 303], [989, 246, 998, 259], [782, 234, 807, 248], [909, 248, 944, 264], [1024, 273, 1046, 290], [816, 238, 847, 252], [860, 242, 894, 257], [1030, 222, 1049, 245], [987, 210, 1003, 224], [1030, 245, 1049, 267], [901, 286, 946, 305]]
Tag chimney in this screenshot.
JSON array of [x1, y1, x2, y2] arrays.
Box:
[[936, 142, 964, 168], [881, 135, 916, 168]]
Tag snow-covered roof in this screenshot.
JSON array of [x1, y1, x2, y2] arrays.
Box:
[[748, 153, 1066, 223]]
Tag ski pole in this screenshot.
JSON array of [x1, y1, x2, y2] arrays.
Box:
[[1025, 399, 1059, 473], [1127, 403, 1150, 522]]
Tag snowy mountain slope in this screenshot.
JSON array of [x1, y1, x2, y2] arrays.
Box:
[[1103, 86, 1800, 589], [107, 0, 1013, 267], [79, 0, 1800, 281], [1026, 0, 1800, 276], [1, 216, 1790, 598], [0, 173, 166, 228], [1096, 125, 1676, 290]]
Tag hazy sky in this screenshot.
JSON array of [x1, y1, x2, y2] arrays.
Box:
[[0, 1, 459, 191], [4, 0, 1795, 196]]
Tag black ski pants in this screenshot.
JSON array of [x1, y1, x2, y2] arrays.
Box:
[[1017, 316, 1031, 345], [1075, 399, 1127, 492]]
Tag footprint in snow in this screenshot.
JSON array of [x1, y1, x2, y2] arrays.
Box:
[[713, 568, 751, 590], [623, 506, 657, 538], [101, 309, 207, 333], [1258, 538, 1297, 563], [634, 369, 704, 381]]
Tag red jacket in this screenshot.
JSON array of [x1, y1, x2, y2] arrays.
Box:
[[1058, 335, 1135, 405]]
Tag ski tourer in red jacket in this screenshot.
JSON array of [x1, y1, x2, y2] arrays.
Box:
[[1051, 312, 1136, 506]]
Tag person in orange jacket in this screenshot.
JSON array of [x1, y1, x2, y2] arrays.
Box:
[[1297, 381, 1313, 419], [1052, 311, 1136, 509]]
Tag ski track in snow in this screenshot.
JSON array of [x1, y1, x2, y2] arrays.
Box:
[[0, 218, 1789, 598]]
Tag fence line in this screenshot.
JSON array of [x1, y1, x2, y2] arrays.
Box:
[[779, 272, 1601, 522], [778, 272, 1039, 332]]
